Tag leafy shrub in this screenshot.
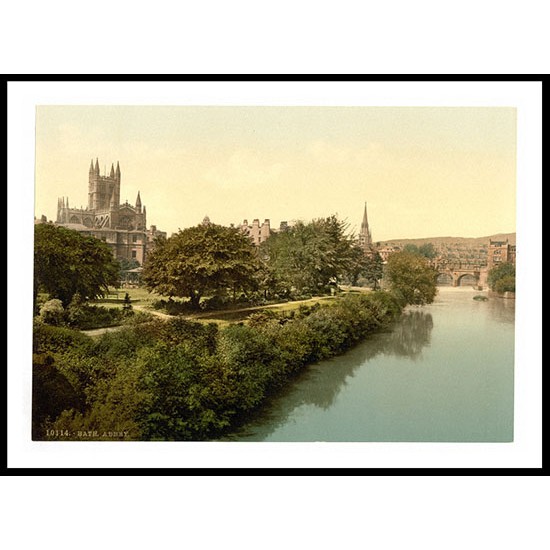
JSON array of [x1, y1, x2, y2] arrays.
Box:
[[32, 353, 85, 439], [33, 321, 93, 355], [494, 275, 515, 293], [202, 294, 231, 310], [136, 342, 229, 441], [32, 290, 403, 441], [152, 298, 195, 315], [488, 262, 515, 292], [122, 310, 155, 325], [39, 299, 65, 326], [155, 317, 219, 354], [247, 309, 281, 328]]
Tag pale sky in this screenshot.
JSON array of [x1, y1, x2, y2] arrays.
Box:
[[35, 106, 516, 241]]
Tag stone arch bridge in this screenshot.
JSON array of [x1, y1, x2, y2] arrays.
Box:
[[435, 263, 488, 288]]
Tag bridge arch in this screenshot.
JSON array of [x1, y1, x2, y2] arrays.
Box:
[[436, 273, 453, 286], [456, 273, 478, 287]]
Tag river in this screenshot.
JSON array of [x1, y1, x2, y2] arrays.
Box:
[[226, 287, 515, 442]]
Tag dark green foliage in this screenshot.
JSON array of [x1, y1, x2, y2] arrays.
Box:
[[362, 252, 384, 289], [34, 223, 119, 306], [344, 247, 384, 289], [494, 275, 516, 293], [33, 321, 94, 355], [67, 303, 123, 330], [32, 353, 85, 439], [32, 292, 402, 441], [261, 215, 358, 296], [217, 324, 282, 410], [151, 298, 195, 315], [39, 299, 65, 326], [136, 343, 213, 440], [155, 318, 219, 354], [385, 251, 438, 306], [403, 243, 437, 259], [122, 292, 133, 314], [143, 224, 258, 309], [35, 292, 125, 330], [488, 262, 515, 293]]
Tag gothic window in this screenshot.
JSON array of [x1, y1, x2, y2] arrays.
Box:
[[69, 215, 79, 223], [119, 216, 134, 230]]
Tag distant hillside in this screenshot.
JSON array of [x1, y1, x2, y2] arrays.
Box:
[[378, 233, 516, 248]]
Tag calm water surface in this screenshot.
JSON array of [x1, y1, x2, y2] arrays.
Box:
[[227, 287, 514, 442]]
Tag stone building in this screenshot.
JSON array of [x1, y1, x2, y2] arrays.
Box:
[[377, 245, 400, 263], [55, 158, 165, 264], [487, 239, 516, 270], [238, 218, 292, 246], [239, 218, 272, 246]]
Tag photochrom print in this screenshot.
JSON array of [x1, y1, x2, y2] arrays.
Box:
[[32, 105, 516, 442]]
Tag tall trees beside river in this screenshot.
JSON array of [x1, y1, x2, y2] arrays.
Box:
[[385, 251, 438, 306], [487, 262, 515, 293], [260, 215, 383, 297]]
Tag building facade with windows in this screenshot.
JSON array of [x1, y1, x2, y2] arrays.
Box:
[[487, 239, 516, 270]]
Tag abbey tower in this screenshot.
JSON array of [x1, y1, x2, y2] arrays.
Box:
[[55, 158, 165, 264]]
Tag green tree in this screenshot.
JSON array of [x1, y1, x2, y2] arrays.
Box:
[[488, 262, 515, 292], [345, 244, 370, 286], [34, 224, 119, 306], [418, 243, 436, 259], [404, 242, 436, 259], [362, 252, 384, 289], [494, 275, 516, 293], [344, 247, 384, 288], [385, 251, 438, 306], [142, 224, 258, 309], [262, 215, 356, 295]]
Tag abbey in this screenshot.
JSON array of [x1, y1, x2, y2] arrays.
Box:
[[56, 158, 165, 264]]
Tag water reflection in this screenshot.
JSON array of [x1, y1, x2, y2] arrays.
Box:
[[226, 310, 434, 439], [486, 296, 515, 325]]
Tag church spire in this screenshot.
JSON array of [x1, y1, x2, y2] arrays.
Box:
[[95, 157, 100, 174], [360, 201, 373, 251], [115, 161, 121, 180], [110, 163, 115, 178], [135, 191, 142, 212], [361, 202, 369, 230], [89, 159, 94, 173]]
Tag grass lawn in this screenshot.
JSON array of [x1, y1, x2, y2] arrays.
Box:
[[92, 287, 373, 325], [187, 295, 339, 325], [109, 287, 165, 305]]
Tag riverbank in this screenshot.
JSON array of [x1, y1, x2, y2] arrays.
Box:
[[34, 290, 403, 441], [228, 286, 515, 442]]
